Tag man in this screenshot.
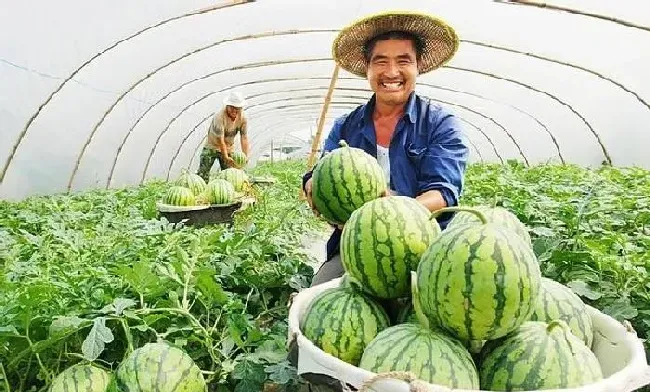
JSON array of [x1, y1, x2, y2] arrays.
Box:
[[303, 11, 469, 288], [197, 91, 250, 181]]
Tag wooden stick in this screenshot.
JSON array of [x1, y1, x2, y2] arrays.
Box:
[[299, 64, 340, 200], [307, 64, 340, 169]]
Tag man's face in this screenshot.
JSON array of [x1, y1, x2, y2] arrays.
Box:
[[226, 105, 241, 119], [366, 39, 418, 107]]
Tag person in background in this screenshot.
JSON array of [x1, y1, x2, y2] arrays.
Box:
[[197, 91, 250, 180], [302, 11, 470, 287]]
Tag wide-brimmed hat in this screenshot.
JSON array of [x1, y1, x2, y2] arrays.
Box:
[[332, 11, 459, 77], [223, 91, 246, 108]]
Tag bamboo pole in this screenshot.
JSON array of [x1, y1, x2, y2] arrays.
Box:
[[299, 64, 340, 200], [307, 64, 340, 169]]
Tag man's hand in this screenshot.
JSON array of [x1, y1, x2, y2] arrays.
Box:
[[225, 156, 236, 168], [304, 178, 320, 218]]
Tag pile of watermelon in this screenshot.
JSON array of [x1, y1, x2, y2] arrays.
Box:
[[160, 168, 249, 207], [301, 141, 605, 390], [49, 342, 207, 392]]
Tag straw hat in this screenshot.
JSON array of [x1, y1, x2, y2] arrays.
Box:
[[223, 91, 246, 108], [332, 11, 459, 77]]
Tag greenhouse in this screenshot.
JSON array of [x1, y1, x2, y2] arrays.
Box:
[[1, 0, 649, 391]]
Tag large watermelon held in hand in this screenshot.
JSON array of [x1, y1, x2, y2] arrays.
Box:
[[175, 169, 207, 196], [311, 140, 387, 225], [416, 206, 541, 342], [341, 196, 441, 299], [530, 277, 594, 347], [448, 205, 532, 247], [231, 151, 247, 168], [50, 363, 111, 392], [300, 276, 390, 366], [163, 186, 196, 206], [113, 342, 207, 392], [358, 323, 480, 390], [479, 320, 603, 390]]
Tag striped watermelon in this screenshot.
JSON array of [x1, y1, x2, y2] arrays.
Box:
[[448, 205, 532, 247], [113, 342, 207, 392], [231, 151, 247, 168], [205, 179, 235, 205], [175, 169, 207, 196], [216, 168, 248, 192], [416, 206, 541, 342], [358, 323, 480, 390], [311, 140, 387, 225], [301, 276, 390, 366], [163, 186, 196, 206], [530, 277, 594, 347], [50, 363, 111, 392], [340, 196, 441, 299], [479, 320, 603, 390]]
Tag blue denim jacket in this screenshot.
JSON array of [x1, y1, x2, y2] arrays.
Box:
[[303, 92, 469, 262]]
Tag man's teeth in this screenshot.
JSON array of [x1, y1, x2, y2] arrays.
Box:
[[382, 82, 403, 90]]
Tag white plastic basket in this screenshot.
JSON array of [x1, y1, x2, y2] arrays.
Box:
[[288, 277, 650, 392]]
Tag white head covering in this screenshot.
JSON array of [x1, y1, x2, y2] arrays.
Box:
[[223, 91, 246, 108]]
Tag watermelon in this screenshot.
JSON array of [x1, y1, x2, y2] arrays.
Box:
[[50, 363, 111, 392], [216, 168, 248, 192], [175, 169, 207, 196], [358, 323, 480, 390], [530, 277, 594, 347], [340, 196, 441, 299], [301, 276, 390, 366], [205, 179, 235, 204], [163, 186, 196, 206], [448, 205, 532, 247], [479, 320, 603, 390], [416, 206, 541, 341], [231, 151, 247, 168], [311, 140, 387, 225], [113, 342, 206, 392]]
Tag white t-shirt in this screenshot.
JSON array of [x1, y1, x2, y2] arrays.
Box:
[[376, 144, 390, 186]]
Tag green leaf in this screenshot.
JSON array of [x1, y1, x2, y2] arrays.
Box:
[[81, 317, 114, 361], [602, 297, 639, 321], [265, 360, 298, 385], [567, 280, 602, 300], [49, 316, 86, 337]]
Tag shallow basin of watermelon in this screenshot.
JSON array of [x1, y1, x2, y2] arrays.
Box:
[[288, 277, 650, 392]]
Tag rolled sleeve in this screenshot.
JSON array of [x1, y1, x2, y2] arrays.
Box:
[[417, 113, 469, 207]]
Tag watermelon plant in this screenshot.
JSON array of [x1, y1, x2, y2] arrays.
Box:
[[1, 159, 649, 391]]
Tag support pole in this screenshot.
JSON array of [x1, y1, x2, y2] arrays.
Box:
[[300, 64, 340, 199], [307, 64, 340, 169]]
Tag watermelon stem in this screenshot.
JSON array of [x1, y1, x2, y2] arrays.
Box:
[[430, 206, 488, 224], [547, 319, 577, 354], [338, 139, 349, 148], [410, 271, 430, 330]]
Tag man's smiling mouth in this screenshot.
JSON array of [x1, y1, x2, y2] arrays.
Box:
[[380, 82, 404, 90]]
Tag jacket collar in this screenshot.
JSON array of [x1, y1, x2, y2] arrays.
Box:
[[361, 91, 417, 126]]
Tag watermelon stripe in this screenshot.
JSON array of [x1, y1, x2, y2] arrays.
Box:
[[464, 237, 476, 340], [334, 153, 353, 222], [157, 343, 170, 388], [316, 157, 339, 221], [491, 236, 507, 337], [345, 149, 365, 210], [132, 343, 145, 391]]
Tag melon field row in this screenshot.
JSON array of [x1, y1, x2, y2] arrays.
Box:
[[0, 160, 648, 391]]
